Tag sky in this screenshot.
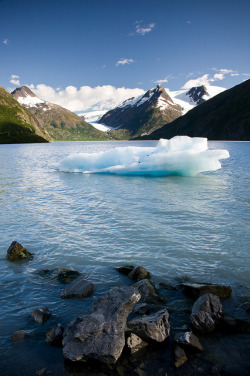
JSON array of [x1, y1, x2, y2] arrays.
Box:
[[1, 0, 250, 112]]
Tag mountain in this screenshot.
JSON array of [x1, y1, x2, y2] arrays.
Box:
[[12, 86, 111, 141], [169, 85, 226, 114], [98, 85, 182, 138], [142, 79, 250, 141], [0, 86, 50, 144]]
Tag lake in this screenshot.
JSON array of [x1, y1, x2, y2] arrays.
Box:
[[0, 140, 249, 375]]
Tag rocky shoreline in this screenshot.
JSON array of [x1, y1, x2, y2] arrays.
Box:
[[6, 241, 250, 376]]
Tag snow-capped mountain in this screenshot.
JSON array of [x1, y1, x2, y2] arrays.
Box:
[[12, 86, 111, 141], [168, 85, 226, 114], [98, 84, 182, 138]]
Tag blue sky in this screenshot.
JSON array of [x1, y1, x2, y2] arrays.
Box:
[[1, 0, 250, 112]]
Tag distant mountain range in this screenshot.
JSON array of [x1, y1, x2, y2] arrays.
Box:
[[140, 79, 250, 141], [0, 79, 249, 143], [0, 86, 50, 143], [98, 85, 183, 138]]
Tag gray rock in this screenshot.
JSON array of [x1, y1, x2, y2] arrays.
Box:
[[128, 266, 150, 281], [46, 324, 64, 347], [55, 268, 81, 283], [63, 286, 141, 364], [60, 278, 94, 299], [7, 241, 32, 261], [134, 279, 155, 298], [126, 333, 148, 354], [174, 331, 203, 352], [174, 344, 188, 368], [181, 282, 232, 299], [190, 293, 223, 333], [11, 329, 32, 342], [31, 307, 52, 324], [127, 309, 170, 343]]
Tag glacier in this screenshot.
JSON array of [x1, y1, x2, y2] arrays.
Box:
[[52, 136, 230, 177]]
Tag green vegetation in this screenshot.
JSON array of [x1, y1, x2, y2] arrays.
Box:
[[0, 86, 49, 144]]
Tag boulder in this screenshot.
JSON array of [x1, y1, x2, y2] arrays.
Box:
[[174, 331, 203, 352], [6, 241, 32, 261], [60, 278, 94, 299], [46, 324, 64, 347], [31, 307, 52, 324], [174, 344, 188, 368], [115, 266, 134, 275], [127, 309, 170, 343], [126, 333, 148, 354], [190, 293, 223, 333], [11, 330, 32, 342], [181, 282, 232, 299], [63, 286, 141, 364], [128, 266, 150, 281]]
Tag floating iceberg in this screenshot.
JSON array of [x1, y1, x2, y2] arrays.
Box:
[[52, 136, 230, 177]]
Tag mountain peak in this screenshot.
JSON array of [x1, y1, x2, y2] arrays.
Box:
[[12, 85, 37, 98], [186, 85, 210, 105]]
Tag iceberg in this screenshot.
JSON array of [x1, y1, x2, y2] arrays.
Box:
[[52, 136, 230, 177]]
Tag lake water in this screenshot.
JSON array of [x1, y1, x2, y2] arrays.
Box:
[[0, 140, 249, 375]]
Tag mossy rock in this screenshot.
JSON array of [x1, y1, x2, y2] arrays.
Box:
[[6, 241, 32, 261]]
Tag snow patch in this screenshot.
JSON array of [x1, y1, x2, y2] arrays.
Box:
[[17, 95, 45, 107]]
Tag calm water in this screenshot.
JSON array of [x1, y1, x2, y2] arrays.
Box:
[[0, 140, 249, 375]]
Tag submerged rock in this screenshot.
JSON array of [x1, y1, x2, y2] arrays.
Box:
[[63, 286, 141, 364], [11, 329, 33, 342], [174, 344, 188, 368], [181, 282, 232, 299], [128, 266, 150, 281], [127, 309, 170, 343], [60, 277, 94, 299], [6, 241, 32, 261], [31, 307, 52, 324], [190, 293, 223, 333], [46, 324, 64, 347], [56, 268, 81, 283]]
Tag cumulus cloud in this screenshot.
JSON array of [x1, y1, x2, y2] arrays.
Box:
[[10, 74, 20, 86], [182, 72, 228, 89], [29, 84, 145, 112], [135, 22, 155, 36], [3, 38, 8, 45], [116, 58, 134, 67]]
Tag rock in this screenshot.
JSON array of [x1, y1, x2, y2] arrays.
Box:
[[174, 344, 188, 368], [159, 282, 177, 290], [181, 282, 232, 299], [31, 307, 52, 324], [174, 331, 203, 352], [134, 279, 156, 298], [128, 266, 150, 281], [46, 324, 64, 347], [115, 266, 134, 275], [63, 286, 141, 364], [55, 268, 81, 283], [127, 309, 170, 343], [6, 241, 32, 261], [190, 293, 223, 333], [60, 278, 94, 299], [11, 329, 32, 342], [126, 333, 148, 354]]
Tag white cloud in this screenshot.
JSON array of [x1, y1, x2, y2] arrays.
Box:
[[116, 58, 134, 67], [3, 38, 8, 45], [153, 78, 168, 84], [186, 21, 191, 24], [10, 74, 20, 86], [135, 22, 155, 36], [182, 72, 228, 89], [29, 84, 145, 112]]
